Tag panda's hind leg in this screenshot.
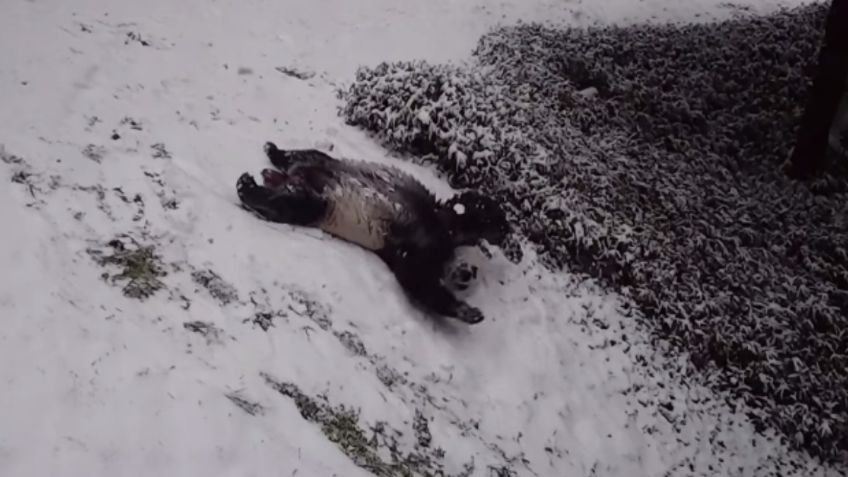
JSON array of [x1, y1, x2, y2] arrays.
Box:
[[236, 172, 327, 226], [264, 141, 338, 171], [263, 142, 287, 168]]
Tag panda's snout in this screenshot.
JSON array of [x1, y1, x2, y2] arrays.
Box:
[[457, 267, 476, 282]]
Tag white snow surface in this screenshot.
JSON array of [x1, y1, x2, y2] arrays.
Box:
[[0, 0, 839, 476]]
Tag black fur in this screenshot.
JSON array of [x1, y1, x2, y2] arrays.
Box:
[[236, 174, 327, 226], [237, 141, 511, 324]]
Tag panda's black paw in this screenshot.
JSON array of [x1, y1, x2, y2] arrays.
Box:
[[237, 173, 257, 194], [263, 141, 278, 159], [446, 261, 478, 292], [452, 303, 485, 324]]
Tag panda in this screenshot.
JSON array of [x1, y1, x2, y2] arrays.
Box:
[[236, 141, 511, 324]]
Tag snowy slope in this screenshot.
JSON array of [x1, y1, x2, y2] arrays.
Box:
[[0, 0, 840, 476]]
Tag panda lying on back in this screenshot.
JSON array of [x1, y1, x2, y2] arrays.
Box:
[[236, 141, 511, 324]]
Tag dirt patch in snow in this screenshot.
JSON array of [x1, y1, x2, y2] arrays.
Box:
[[87, 235, 167, 300], [262, 372, 477, 477]]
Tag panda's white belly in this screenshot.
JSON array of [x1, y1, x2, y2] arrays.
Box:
[[319, 183, 396, 251]]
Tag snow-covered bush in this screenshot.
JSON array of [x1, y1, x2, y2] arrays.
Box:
[[341, 60, 635, 281]]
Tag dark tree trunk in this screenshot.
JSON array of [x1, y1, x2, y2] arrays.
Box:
[[785, 0, 848, 179]]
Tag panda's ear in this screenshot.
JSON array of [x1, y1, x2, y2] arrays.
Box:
[[446, 191, 472, 207], [435, 199, 462, 238], [436, 199, 459, 222]]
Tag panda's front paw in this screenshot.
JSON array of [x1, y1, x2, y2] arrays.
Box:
[[452, 303, 485, 324]]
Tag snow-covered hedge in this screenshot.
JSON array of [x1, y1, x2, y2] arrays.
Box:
[[341, 3, 847, 463], [341, 61, 636, 280]]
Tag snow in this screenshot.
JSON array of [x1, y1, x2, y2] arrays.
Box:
[[0, 0, 840, 476]]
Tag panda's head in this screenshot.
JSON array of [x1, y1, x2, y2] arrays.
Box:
[[442, 191, 511, 248]]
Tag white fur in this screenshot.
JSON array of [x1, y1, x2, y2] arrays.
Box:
[[320, 179, 395, 250]]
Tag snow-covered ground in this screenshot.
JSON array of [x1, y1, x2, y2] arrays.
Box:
[[0, 0, 840, 476]]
